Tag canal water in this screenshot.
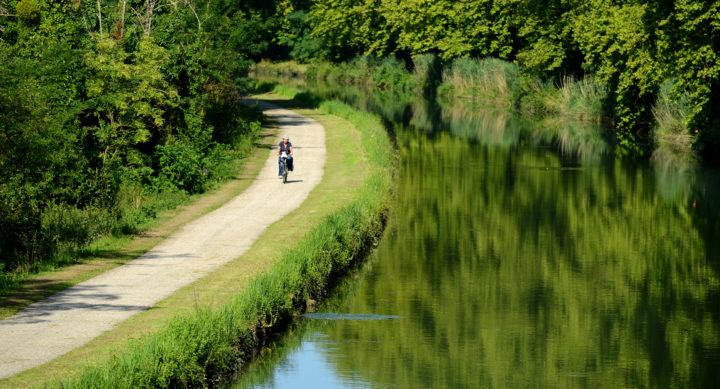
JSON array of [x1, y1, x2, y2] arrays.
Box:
[[234, 82, 720, 388]]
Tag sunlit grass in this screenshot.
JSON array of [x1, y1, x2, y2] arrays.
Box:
[[5, 93, 394, 388]]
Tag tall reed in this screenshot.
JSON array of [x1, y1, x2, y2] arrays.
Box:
[[651, 78, 695, 165], [412, 53, 443, 96], [439, 57, 523, 109]]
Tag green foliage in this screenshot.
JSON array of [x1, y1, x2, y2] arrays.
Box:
[[384, 0, 515, 59], [654, 0, 720, 159], [295, 0, 720, 160], [307, 55, 416, 91], [308, 0, 377, 60], [275, 8, 327, 61], [41, 204, 114, 250], [0, 0, 265, 278], [156, 142, 207, 194], [14, 0, 41, 23], [61, 98, 394, 388]]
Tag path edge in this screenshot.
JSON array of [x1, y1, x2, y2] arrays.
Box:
[[3, 95, 394, 388]]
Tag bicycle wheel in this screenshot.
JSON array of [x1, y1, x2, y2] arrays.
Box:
[[283, 160, 288, 184]]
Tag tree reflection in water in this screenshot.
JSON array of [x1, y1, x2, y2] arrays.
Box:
[[236, 78, 720, 388]]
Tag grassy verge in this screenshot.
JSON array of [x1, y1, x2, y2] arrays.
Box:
[[1, 94, 393, 388]]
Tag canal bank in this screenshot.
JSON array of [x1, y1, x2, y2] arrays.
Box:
[[236, 77, 720, 388], [0, 96, 394, 388]]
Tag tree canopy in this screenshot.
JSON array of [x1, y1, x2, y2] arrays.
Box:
[[0, 0, 271, 271], [299, 0, 719, 157]]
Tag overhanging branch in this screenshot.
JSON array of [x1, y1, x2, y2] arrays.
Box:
[[1, 1, 17, 17]]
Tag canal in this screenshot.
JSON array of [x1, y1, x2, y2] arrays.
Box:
[[235, 82, 720, 388]]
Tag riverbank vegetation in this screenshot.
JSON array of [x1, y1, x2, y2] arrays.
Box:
[[3, 0, 715, 285], [36, 94, 394, 387], [258, 51, 698, 162], [256, 58, 614, 159], [260, 0, 718, 163], [0, 1, 277, 291]]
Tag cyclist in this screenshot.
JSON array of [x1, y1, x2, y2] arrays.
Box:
[[277, 134, 293, 178]]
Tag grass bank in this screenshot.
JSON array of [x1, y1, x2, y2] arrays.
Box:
[[2, 94, 394, 388]]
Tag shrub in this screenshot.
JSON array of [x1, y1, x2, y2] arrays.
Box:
[[15, 0, 41, 24], [41, 204, 114, 250], [156, 142, 207, 194]]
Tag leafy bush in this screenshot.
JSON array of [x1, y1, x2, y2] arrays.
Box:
[[15, 0, 41, 24], [276, 10, 329, 62], [156, 142, 207, 194]]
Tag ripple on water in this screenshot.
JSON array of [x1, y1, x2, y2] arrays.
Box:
[[301, 313, 403, 320]]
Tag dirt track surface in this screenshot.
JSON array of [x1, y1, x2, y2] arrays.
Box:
[[0, 101, 326, 379]]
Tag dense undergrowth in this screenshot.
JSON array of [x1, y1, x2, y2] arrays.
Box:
[[55, 94, 394, 388]]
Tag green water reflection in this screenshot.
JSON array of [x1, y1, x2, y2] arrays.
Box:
[[238, 78, 720, 388], [318, 130, 719, 387], [237, 129, 719, 388]]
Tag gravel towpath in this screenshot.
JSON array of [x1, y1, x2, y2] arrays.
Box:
[[0, 101, 325, 379]]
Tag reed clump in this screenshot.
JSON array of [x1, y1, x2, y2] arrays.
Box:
[[59, 98, 393, 388], [522, 76, 607, 123], [438, 57, 524, 110], [439, 57, 608, 125], [307, 56, 416, 91], [651, 79, 696, 166]]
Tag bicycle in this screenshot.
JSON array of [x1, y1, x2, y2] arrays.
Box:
[[280, 152, 290, 184]]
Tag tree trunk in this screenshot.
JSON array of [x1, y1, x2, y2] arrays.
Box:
[[97, 0, 103, 38], [120, 0, 126, 39]]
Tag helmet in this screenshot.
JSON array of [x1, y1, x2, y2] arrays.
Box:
[[282, 135, 289, 140]]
